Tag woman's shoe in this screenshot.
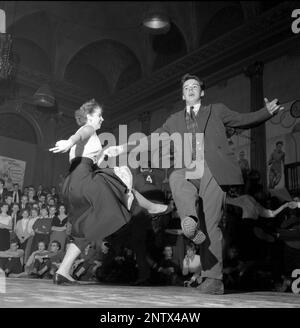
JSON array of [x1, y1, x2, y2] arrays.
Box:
[[53, 273, 79, 285], [150, 202, 174, 220]]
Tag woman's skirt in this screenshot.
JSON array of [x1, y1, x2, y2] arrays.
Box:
[[62, 157, 134, 251]]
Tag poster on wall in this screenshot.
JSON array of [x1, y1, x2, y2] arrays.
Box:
[[0, 155, 26, 190]]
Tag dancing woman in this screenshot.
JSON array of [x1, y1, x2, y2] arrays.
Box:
[[49, 99, 170, 284]]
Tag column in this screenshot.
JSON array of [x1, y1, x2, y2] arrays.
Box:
[[244, 61, 267, 191]]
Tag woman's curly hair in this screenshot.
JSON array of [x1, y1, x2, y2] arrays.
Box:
[[74, 99, 102, 126]]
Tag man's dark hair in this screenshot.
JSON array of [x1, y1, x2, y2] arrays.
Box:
[[276, 140, 283, 146], [181, 73, 205, 90], [51, 240, 61, 250]]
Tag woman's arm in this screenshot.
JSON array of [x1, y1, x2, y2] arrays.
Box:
[[49, 125, 95, 153], [51, 226, 67, 232]]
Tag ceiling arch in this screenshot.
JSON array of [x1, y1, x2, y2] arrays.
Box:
[[7, 10, 55, 70], [12, 37, 52, 74], [199, 4, 245, 45], [64, 39, 142, 95]]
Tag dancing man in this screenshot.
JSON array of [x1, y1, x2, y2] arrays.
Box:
[[104, 73, 283, 294]]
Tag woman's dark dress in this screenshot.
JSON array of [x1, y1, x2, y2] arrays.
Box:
[[62, 157, 134, 252]]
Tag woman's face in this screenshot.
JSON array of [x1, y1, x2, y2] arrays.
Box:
[[22, 210, 29, 218], [187, 248, 195, 258], [87, 107, 104, 130], [59, 205, 66, 214], [1, 204, 8, 214], [41, 209, 48, 217]]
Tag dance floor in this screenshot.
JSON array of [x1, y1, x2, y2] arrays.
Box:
[[0, 277, 299, 308]]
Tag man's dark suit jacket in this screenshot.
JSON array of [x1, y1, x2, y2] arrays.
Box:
[[128, 103, 272, 186]]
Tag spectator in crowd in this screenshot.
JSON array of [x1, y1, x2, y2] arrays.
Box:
[[4, 194, 13, 210], [223, 245, 246, 290], [72, 242, 100, 281], [15, 208, 32, 252], [156, 245, 181, 286], [0, 178, 9, 203], [28, 188, 38, 204], [0, 202, 12, 251], [20, 195, 29, 210], [50, 186, 59, 203], [36, 184, 44, 199], [268, 141, 285, 189], [46, 240, 64, 278], [49, 204, 68, 251], [182, 243, 202, 287], [23, 186, 29, 197], [11, 183, 22, 204], [0, 240, 24, 276], [29, 240, 63, 279], [30, 206, 52, 254], [10, 202, 21, 239], [48, 205, 57, 219], [25, 241, 48, 274]]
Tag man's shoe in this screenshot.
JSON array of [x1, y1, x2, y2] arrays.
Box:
[[197, 278, 224, 295], [181, 216, 206, 245]]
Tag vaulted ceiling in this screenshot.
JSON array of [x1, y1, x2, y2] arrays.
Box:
[[1, 1, 282, 99]]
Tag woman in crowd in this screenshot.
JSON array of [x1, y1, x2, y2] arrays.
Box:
[[49, 99, 171, 285], [0, 202, 12, 251], [49, 204, 68, 251], [182, 243, 202, 287]]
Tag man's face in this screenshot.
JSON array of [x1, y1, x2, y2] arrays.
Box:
[[276, 143, 282, 151], [12, 204, 19, 213], [163, 247, 173, 259], [38, 242, 46, 251], [50, 243, 59, 253], [182, 79, 204, 105], [21, 196, 28, 203], [13, 184, 19, 191]]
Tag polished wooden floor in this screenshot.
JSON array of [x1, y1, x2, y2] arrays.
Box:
[[0, 277, 299, 308]]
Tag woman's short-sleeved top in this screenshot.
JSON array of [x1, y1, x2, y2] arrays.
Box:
[[69, 126, 102, 163]]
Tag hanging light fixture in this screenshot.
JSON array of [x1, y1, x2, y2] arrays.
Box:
[[33, 83, 55, 107], [142, 3, 170, 34], [0, 9, 13, 80]]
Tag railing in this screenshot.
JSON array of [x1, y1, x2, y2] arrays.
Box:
[[284, 162, 300, 197]]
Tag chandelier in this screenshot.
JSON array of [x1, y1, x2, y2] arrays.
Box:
[[0, 10, 13, 80]]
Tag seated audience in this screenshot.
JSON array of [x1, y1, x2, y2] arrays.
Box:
[[155, 245, 181, 286], [182, 243, 202, 287], [0, 240, 24, 276]]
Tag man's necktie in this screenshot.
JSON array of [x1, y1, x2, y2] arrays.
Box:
[[190, 106, 197, 161]]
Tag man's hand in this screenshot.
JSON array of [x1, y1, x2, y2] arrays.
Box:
[[49, 140, 73, 153], [264, 98, 284, 115], [103, 145, 124, 158]]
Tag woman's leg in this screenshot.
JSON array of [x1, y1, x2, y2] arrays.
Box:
[[132, 189, 168, 214], [56, 243, 81, 281]]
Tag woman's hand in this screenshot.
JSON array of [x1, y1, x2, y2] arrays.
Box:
[[103, 145, 124, 158], [49, 140, 73, 153]]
